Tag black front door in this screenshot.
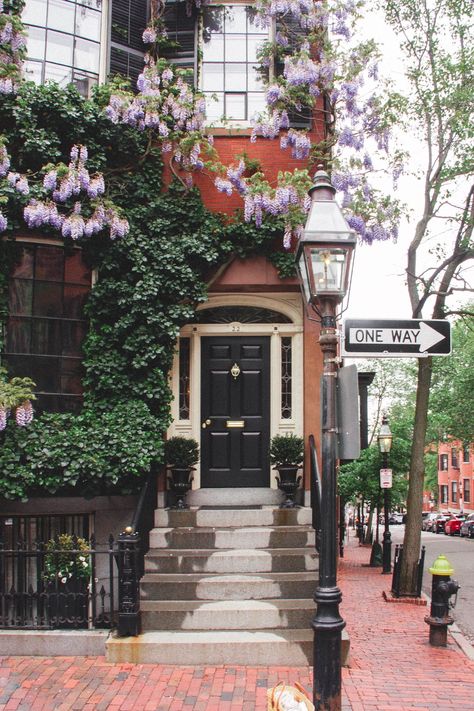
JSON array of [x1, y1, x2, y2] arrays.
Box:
[[201, 336, 270, 488]]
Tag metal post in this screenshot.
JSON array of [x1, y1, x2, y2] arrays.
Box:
[[382, 451, 392, 574], [117, 527, 141, 637], [312, 305, 345, 711]]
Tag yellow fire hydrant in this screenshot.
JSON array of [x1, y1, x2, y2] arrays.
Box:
[[424, 554, 460, 647]]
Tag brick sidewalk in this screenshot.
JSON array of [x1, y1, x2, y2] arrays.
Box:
[[1, 530, 473, 710]]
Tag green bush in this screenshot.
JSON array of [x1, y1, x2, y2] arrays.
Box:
[[269, 434, 305, 467], [164, 436, 199, 469]]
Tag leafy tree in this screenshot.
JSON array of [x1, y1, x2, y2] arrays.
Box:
[[381, 0, 474, 594], [429, 309, 474, 443]]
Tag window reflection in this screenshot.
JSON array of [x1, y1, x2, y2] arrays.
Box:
[[22, 0, 102, 94], [48, 0, 75, 34], [202, 5, 267, 122], [4, 244, 92, 413]]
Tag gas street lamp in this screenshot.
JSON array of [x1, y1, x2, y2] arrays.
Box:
[[295, 167, 356, 711], [378, 415, 393, 574]]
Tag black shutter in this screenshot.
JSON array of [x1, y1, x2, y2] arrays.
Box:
[[161, 0, 197, 83], [109, 0, 148, 83]]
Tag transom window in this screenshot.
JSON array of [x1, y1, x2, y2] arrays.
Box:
[[3, 243, 91, 413], [22, 0, 103, 96], [201, 5, 267, 122]]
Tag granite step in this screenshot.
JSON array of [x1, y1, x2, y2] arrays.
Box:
[[144, 547, 317, 574], [149, 525, 315, 550], [140, 598, 315, 631], [154, 507, 312, 529], [107, 629, 350, 666], [140, 571, 316, 601]]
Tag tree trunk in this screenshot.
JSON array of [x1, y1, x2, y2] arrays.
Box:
[[400, 357, 433, 594]]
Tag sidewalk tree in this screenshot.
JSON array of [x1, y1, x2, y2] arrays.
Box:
[[429, 309, 474, 444], [381, 0, 474, 594]]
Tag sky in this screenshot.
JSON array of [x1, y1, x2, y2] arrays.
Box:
[[344, 11, 416, 322], [343, 7, 471, 324]]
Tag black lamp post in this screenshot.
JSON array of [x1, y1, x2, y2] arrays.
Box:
[[378, 415, 393, 575], [295, 167, 356, 711]]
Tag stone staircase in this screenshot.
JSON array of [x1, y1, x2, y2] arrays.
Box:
[[106, 505, 349, 665]]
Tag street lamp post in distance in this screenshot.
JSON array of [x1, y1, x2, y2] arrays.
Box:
[[295, 167, 356, 711], [378, 415, 393, 574]]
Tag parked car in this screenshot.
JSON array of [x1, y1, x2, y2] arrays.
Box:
[[460, 513, 474, 538], [422, 513, 438, 531], [389, 512, 404, 525], [433, 514, 450, 534], [444, 515, 466, 536]]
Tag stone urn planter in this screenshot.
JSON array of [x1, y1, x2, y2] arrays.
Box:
[[164, 436, 199, 510], [270, 434, 305, 509]]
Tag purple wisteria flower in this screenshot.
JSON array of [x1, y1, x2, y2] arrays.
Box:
[[0, 145, 10, 176], [15, 401, 34, 427], [0, 21, 13, 44], [267, 84, 284, 105], [109, 214, 129, 240], [43, 170, 57, 190], [363, 153, 373, 171], [142, 27, 157, 44], [0, 78, 14, 94], [347, 215, 366, 236], [215, 177, 233, 196], [0, 211, 7, 232], [0, 406, 9, 431]]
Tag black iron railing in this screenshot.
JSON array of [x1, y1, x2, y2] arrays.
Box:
[[309, 434, 322, 553], [0, 535, 117, 630], [391, 544, 426, 598]]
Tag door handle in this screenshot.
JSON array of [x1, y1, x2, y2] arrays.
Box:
[[202, 418, 211, 429]]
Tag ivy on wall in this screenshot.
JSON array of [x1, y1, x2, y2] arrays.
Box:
[[0, 82, 286, 500]]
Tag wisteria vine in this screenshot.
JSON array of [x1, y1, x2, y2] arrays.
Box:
[[0, 140, 129, 240], [0, 0, 403, 247], [0, 0, 25, 94], [103, 0, 403, 248]]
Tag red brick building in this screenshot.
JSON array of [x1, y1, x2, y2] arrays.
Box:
[[438, 442, 473, 514]]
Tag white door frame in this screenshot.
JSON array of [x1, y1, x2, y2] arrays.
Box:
[[167, 292, 304, 489]]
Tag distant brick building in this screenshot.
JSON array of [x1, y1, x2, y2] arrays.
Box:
[[438, 442, 473, 514]]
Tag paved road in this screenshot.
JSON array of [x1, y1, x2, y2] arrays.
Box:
[[390, 524, 474, 645]]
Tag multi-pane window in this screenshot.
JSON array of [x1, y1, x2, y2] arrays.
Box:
[[201, 5, 267, 122], [451, 447, 459, 468], [3, 243, 91, 413], [22, 0, 103, 96], [463, 444, 470, 463], [440, 485, 448, 504], [179, 337, 191, 420], [463, 479, 470, 504], [451, 480, 458, 504], [281, 337, 292, 419], [439, 453, 448, 471]]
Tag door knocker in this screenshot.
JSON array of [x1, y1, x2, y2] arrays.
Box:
[[230, 362, 241, 380]]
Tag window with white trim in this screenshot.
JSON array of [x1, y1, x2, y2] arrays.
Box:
[[23, 0, 103, 96], [201, 5, 267, 122]]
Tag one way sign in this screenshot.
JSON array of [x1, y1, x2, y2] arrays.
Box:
[[342, 319, 451, 357]]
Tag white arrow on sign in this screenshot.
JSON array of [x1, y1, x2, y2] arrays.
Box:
[[349, 322, 445, 353]]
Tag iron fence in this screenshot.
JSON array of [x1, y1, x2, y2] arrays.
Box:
[[0, 532, 141, 632], [391, 544, 426, 598]]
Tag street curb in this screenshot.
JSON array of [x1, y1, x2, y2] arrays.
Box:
[[449, 623, 474, 662]]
